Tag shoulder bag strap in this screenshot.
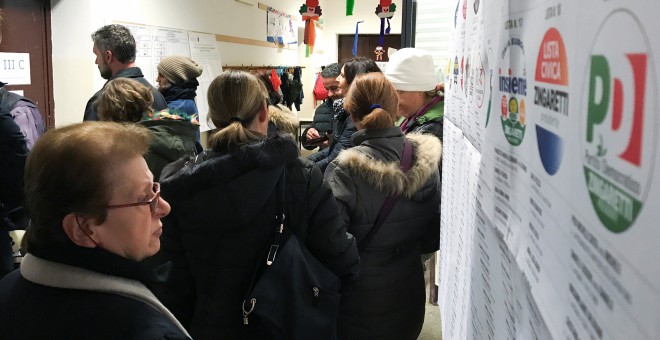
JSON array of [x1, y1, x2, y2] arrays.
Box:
[[243, 169, 287, 320], [357, 139, 414, 253]]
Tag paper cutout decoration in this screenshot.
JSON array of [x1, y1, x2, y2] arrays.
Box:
[[300, 0, 322, 57], [374, 46, 385, 60], [375, 0, 396, 50], [347, 0, 355, 15], [353, 21, 364, 57]]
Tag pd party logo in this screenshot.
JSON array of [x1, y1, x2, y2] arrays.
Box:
[[534, 28, 569, 175], [582, 10, 656, 233], [499, 37, 528, 146]]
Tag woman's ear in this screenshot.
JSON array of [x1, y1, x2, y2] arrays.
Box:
[[257, 103, 269, 123], [62, 213, 98, 248]]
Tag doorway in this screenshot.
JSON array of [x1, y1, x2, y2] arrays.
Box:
[[0, 0, 54, 128], [337, 34, 401, 64]]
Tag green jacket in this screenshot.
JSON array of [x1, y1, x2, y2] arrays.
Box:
[[140, 110, 199, 180], [396, 99, 444, 140]]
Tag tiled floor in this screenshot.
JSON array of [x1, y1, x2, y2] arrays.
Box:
[[419, 264, 442, 340]]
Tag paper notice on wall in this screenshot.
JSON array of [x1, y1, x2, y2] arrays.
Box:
[[189, 32, 223, 132], [120, 23, 191, 87], [441, 0, 660, 339], [0, 52, 31, 85]]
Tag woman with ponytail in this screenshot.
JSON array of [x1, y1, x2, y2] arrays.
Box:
[[324, 72, 442, 340], [151, 70, 360, 339]]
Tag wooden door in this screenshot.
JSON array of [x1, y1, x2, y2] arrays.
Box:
[[338, 34, 401, 64], [0, 0, 53, 128]]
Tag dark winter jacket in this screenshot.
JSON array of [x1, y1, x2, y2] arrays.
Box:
[[0, 85, 45, 149], [140, 110, 199, 181], [83, 67, 168, 121], [161, 79, 199, 115], [0, 244, 191, 339], [308, 99, 357, 172], [0, 105, 29, 277], [324, 128, 442, 340], [150, 134, 360, 339], [301, 99, 334, 150]]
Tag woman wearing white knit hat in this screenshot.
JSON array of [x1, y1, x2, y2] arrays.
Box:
[[385, 48, 444, 140]]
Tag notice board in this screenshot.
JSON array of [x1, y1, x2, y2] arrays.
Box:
[[119, 22, 223, 132], [440, 1, 660, 339]]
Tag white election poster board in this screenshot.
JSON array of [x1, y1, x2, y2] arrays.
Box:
[[119, 22, 223, 132], [440, 0, 660, 339], [189, 32, 223, 132]]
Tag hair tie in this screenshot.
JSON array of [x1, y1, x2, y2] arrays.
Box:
[[369, 104, 382, 112], [229, 117, 243, 124]]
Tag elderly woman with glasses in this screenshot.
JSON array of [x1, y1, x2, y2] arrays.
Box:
[[0, 122, 191, 339]]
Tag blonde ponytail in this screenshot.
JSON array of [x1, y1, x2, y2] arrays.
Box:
[[206, 71, 269, 150]]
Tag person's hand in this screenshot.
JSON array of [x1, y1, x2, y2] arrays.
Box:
[[306, 128, 320, 139]]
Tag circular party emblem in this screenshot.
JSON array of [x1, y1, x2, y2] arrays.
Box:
[[499, 37, 528, 146], [534, 28, 569, 176], [581, 10, 657, 232]]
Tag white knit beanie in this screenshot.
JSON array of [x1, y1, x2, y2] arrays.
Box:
[[157, 56, 203, 84], [386, 48, 436, 92]]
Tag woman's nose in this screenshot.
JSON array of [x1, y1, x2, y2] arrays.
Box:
[[156, 197, 171, 217]]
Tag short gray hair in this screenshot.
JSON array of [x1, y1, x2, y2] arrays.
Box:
[[91, 24, 136, 64], [321, 63, 341, 79]]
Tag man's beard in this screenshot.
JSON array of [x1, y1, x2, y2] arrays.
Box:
[[99, 63, 112, 80]]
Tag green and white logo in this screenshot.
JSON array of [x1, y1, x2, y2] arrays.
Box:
[[499, 37, 527, 146], [582, 10, 656, 232]]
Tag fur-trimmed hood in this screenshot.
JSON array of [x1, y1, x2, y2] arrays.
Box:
[[334, 131, 441, 198], [269, 104, 299, 136]]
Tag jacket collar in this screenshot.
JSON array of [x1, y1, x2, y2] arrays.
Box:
[[336, 132, 442, 198], [160, 134, 298, 204], [20, 254, 191, 338], [397, 99, 444, 128], [109, 67, 145, 81]]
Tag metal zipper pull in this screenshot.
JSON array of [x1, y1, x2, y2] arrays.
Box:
[[242, 298, 256, 325], [313, 287, 319, 306]]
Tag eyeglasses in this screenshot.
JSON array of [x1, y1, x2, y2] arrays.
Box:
[[106, 182, 161, 214]]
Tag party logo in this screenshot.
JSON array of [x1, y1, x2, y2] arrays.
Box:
[[534, 28, 569, 175], [582, 10, 656, 232], [499, 37, 528, 146]]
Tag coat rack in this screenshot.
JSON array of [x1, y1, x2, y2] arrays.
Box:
[[223, 65, 305, 70]]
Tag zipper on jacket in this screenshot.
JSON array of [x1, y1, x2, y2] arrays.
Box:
[[313, 287, 320, 306]]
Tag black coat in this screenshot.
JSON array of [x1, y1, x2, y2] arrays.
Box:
[[0, 244, 190, 339], [324, 129, 442, 340], [150, 134, 360, 339], [83, 67, 168, 121], [307, 99, 357, 172], [0, 103, 28, 277], [301, 99, 334, 150]]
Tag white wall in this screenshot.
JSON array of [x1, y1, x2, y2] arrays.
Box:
[[49, 0, 403, 125]]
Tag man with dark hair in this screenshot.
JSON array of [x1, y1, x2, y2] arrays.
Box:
[[83, 24, 167, 121], [308, 58, 381, 172], [301, 63, 342, 151]]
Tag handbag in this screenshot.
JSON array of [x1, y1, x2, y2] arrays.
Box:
[[242, 170, 341, 339], [358, 139, 414, 252]]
